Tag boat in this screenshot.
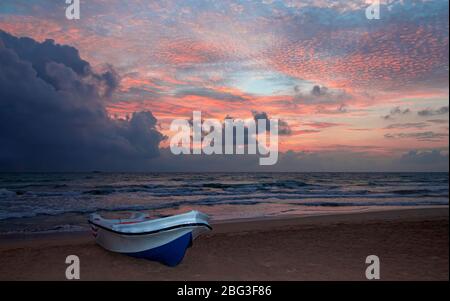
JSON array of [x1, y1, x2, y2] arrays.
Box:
[[88, 210, 211, 266]]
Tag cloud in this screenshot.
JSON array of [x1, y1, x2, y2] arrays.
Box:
[[382, 107, 411, 120], [182, 111, 291, 155], [175, 87, 249, 102], [295, 129, 321, 135], [0, 31, 165, 171], [148, 147, 449, 172], [384, 131, 448, 142], [399, 149, 449, 168], [303, 122, 343, 129], [418, 106, 449, 117], [347, 128, 372, 132], [427, 119, 449, 124], [0, 0, 448, 173], [268, 0, 449, 93], [316, 104, 348, 115], [294, 85, 351, 105], [252, 111, 292, 136], [384, 123, 429, 129], [311, 85, 327, 97]]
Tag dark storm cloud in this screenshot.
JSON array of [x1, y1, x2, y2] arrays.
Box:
[[0, 30, 121, 99], [0, 31, 165, 171]]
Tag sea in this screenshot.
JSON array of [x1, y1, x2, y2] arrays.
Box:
[[0, 172, 448, 234]]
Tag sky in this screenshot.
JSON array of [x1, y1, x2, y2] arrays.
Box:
[[0, 0, 448, 172]]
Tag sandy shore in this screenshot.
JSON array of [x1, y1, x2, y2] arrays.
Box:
[[0, 207, 448, 281]]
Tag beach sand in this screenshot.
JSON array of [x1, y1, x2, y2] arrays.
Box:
[[0, 207, 448, 281]]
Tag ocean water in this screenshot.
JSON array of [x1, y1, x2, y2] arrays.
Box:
[[0, 172, 448, 234]]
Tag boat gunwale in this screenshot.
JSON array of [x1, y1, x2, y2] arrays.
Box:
[[88, 220, 212, 236]]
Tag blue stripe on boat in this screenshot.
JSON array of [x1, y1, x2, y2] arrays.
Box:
[[125, 232, 193, 266]]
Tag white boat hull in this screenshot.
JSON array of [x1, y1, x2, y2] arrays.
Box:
[[88, 211, 211, 266]]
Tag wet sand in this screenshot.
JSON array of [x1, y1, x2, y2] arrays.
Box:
[[0, 207, 448, 281]]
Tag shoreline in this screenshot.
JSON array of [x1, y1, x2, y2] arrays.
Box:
[[0, 205, 447, 240], [0, 207, 448, 280]]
